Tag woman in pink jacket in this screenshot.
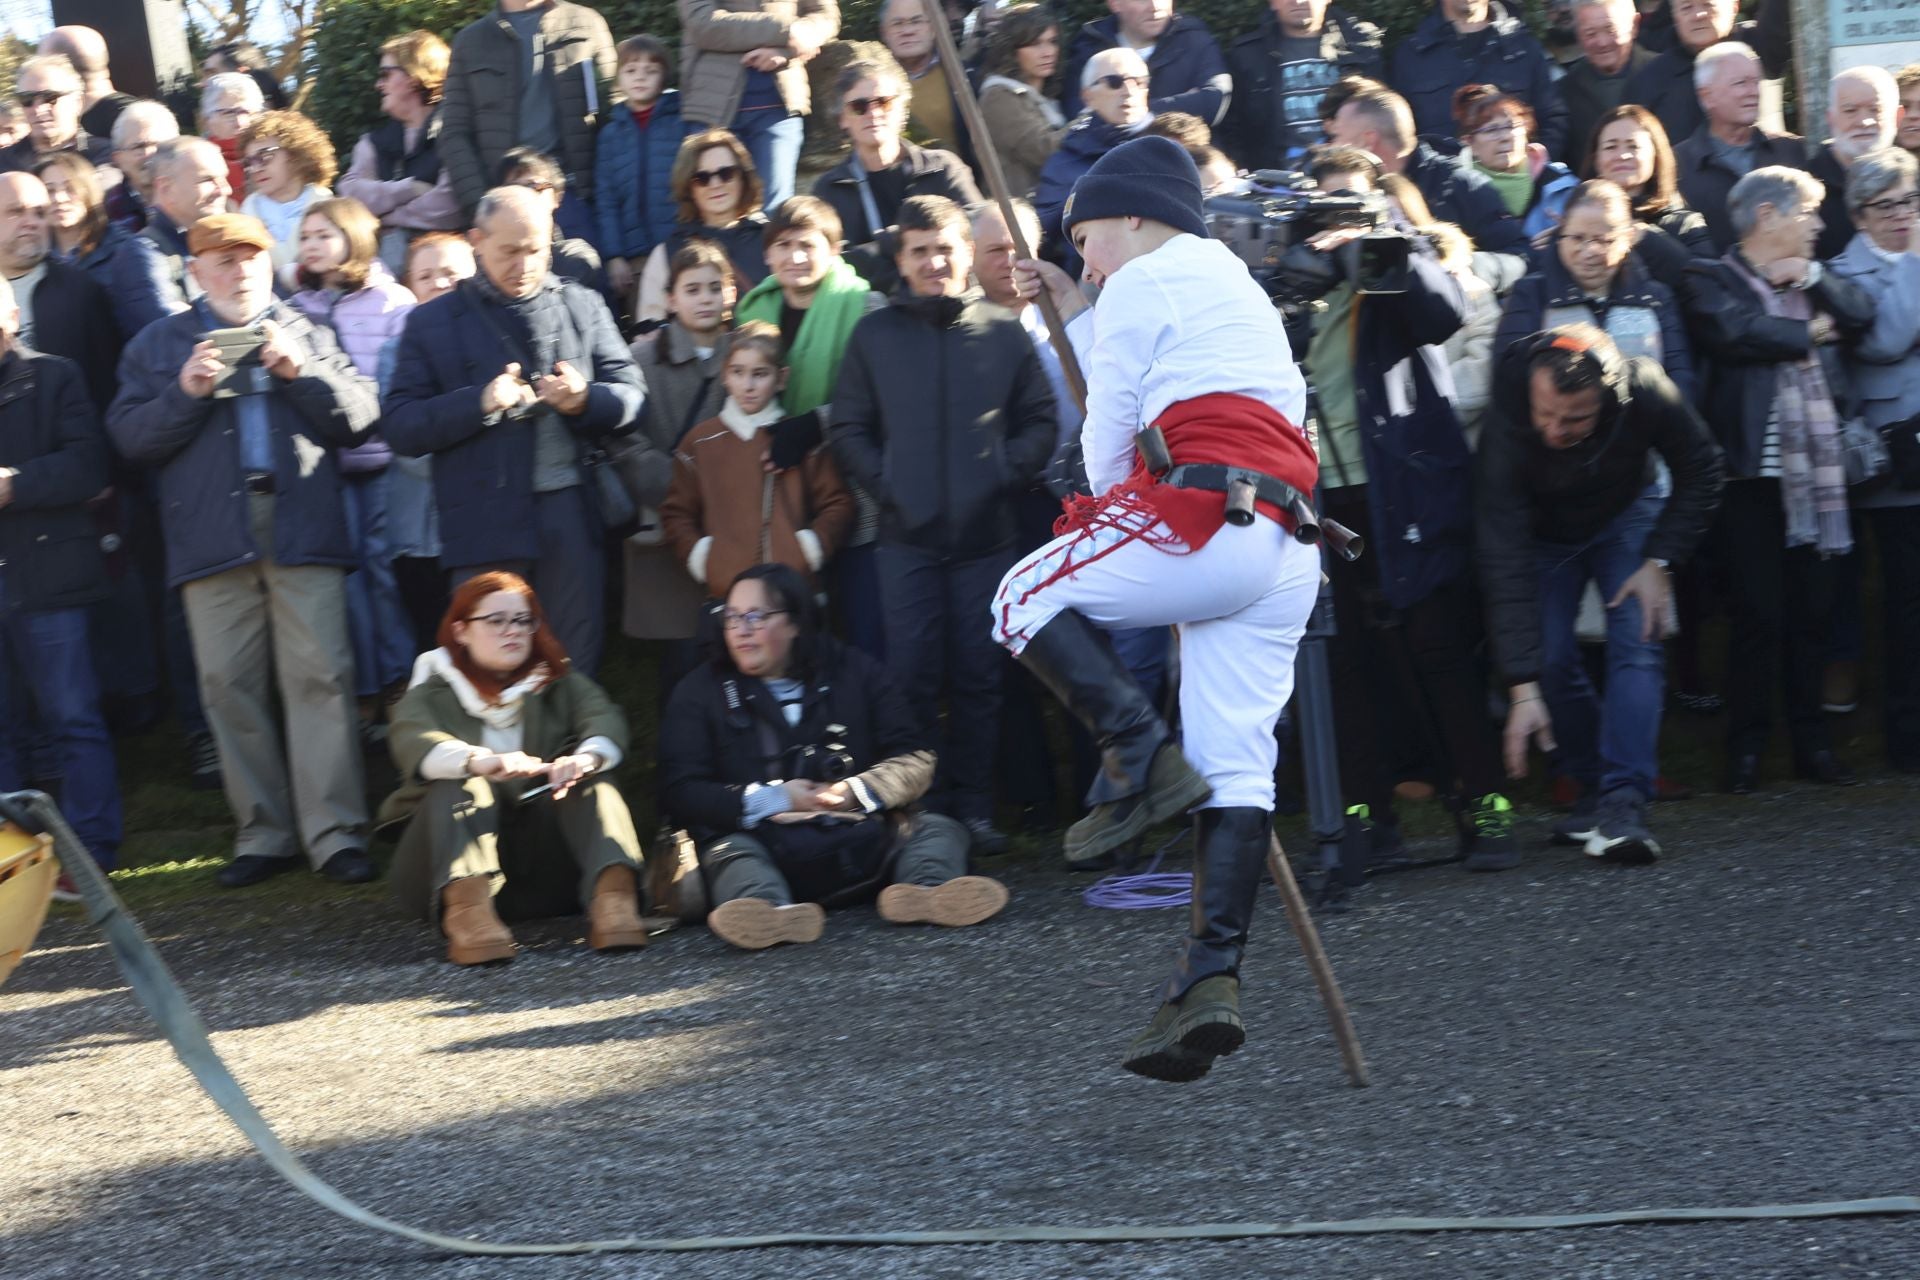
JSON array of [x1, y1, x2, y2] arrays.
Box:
[[291, 195, 420, 723]]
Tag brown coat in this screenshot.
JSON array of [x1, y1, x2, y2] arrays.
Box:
[[976, 77, 1065, 199], [677, 0, 840, 129], [660, 413, 854, 594]]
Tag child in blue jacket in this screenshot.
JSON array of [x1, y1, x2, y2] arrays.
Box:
[[597, 35, 691, 302]]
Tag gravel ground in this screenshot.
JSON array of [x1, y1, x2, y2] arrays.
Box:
[[5, 781, 1919, 1279]]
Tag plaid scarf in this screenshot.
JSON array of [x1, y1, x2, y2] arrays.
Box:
[[1725, 252, 1853, 555]]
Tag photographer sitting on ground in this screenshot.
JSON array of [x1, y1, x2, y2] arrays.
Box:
[[658, 563, 1009, 950], [383, 570, 648, 966]]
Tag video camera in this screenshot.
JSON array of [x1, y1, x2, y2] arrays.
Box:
[[1204, 170, 1413, 308]]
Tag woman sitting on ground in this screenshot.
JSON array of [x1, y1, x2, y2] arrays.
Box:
[[383, 571, 649, 966], [658, 564, 1008, 950]]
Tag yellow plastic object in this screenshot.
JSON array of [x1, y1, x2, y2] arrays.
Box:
[[0, 821, 57, 989]]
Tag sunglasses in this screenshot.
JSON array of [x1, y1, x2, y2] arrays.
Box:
[[16, 90, 72, 109], [692, 164, 742, 186], [242, 145, 283, 170], [844, 94, 898, 116], [1093, 74, 1147, 91]]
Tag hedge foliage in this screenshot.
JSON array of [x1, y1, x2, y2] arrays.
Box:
[[305, 0, 1444, 155]]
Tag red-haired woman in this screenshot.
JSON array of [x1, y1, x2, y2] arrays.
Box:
[[382, 571, 648, 965]]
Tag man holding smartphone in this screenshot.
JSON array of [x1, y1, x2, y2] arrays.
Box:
[[109, 213, 383, 889]]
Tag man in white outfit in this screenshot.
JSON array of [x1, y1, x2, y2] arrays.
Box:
[[995, 135, 1320, 1082]]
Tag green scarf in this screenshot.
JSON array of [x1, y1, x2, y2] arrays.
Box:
[[735, 259, 872, 415], [1474, 161, 1534, 219]]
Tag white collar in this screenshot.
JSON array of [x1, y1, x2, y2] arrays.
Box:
[[410, 646, 553, 730], [718, 397, 786, 441]]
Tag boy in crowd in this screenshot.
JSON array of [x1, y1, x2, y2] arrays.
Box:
[[596, 35, 689, 302]]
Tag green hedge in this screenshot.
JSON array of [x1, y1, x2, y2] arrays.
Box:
[[305, 0, 1444, 155]]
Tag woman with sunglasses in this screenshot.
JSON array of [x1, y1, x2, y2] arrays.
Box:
[[336, 30, 461, 273], [659, 563, 1008, 950], [813, 56, 981, 295], [384, 571, 649, 966], [33, 151, 170, 342], [237, 109, 337, 270], [976, 5, 1068, 199], [1453, 84, 1576, 241], [633, 129, 771, 329]]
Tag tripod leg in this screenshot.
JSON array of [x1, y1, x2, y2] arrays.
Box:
[[1265, 832, 1370, 1089]]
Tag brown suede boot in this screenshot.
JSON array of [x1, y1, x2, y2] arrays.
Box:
[[587, 864, 650, 952], [441, 875, 515, 966]]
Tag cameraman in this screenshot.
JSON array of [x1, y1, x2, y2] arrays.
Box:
[[658, 563, 1010, 950], [383, 185, 646, 677], [1281, 145, 1518, 871]]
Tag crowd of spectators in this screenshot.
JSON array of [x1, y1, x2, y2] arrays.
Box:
[[3, 0, 1917, 965]]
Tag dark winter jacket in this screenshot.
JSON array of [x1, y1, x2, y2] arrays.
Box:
[[1561, 45, 1656, 166], [659, 639, 935, 846], [828, 289, 1057, 558], [1034, 114, 1139, 251], [1619, 0, 1792, 151], [106, 302, 379, 587], [1630, 201, 1718, 294], [660, 215, 771, 295], [1061, 13, 1232, 126], [1403, 142, 1529, 254], [1220, 8, 1384, 171], [439, 1, 618, 215], [1672, 126, 1809, 251], [16, 258, 122, 413], [0, 131, 113, 175], [1680, 250, 1874, 478], [66, 225, 178, 342], [594, 91, 691, 261], [1390, 2, 1568, 158], [812, 143, 981, 295], [0, 348, 111, 614], [1477, 348, 1724, 683], [381, 275, 647, 565], [1493, 250, 1695, 402], [1809, 144, 1858, 264]]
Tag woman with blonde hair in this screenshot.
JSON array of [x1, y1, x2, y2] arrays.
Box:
[[633, 129, 770, 326], [337, 30, 461, 270], [384, 571, 648, 966], [290, 195, 419, 713], [238, 109, 337, 267]]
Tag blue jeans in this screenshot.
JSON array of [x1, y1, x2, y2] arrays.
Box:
[[1109, 625, 1170, 710], [1537, 486, 1667, 801], [731, 108, 804, 209], [0, 602, 123, 866], [340, 470, 416, 696]]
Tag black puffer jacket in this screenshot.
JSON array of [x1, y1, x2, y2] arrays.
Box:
[[1222, 8, 1383, 171], [0, 349, 110, 615], [812, 144, 982, 295], [1476, 349, 1725, 684], [659, 639, 934, 844], [828, 289, 1056, 558]]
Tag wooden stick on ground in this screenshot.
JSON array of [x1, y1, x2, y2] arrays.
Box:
[[1267, 834, 1370, 1088]]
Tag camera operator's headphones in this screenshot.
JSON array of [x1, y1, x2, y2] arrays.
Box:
[[1522, 326, 1633, 417]]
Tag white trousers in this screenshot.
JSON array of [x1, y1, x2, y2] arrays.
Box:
[[992, 509, 1320, 810]]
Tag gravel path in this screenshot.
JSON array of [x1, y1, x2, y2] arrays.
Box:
[[5, 783, 1918, 1279]]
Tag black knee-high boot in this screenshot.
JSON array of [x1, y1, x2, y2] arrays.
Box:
[[1015, 610, 1212, 868], [1122, 806, 1271, 1083]]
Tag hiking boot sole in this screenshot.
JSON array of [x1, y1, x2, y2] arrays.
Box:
[[1176, 1008, 1246, 1059], [876, 876, 1009, 927], [707, 899, 825, 950], [446, 938, 516, 966], [1064, 764, 1214, 869], [587, 922, 651, 952], [1122, 1042, 1215, 1083]]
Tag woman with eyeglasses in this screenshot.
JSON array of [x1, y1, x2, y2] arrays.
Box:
[[633, 129, 771, 329], [976, 5, 1068, 199], [383, 570, 649, 966], [1453, 84, 1577, 241], [1494, 179, 1694, 401], [336, 30, 461, 273], [33, 151, 170, 342], [812, 56, 981, 295], [1827, 147, 1920, 774], [237, 109, 337, 270], [1583, 104, 1716, 290], [199, 72, 264, 203], [659, 563, 1008, 950]]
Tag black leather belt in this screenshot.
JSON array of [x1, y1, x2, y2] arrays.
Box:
[[243, 472, 276, 496], [1162, 464, 1320, 540]]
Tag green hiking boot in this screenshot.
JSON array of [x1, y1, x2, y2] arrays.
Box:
[[1120, 975, 1246, 1082], [1463, 793, 1521, 872], [1064, 744, 1213, 870]]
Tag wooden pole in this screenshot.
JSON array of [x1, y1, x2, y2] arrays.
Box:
[[920, 0, 1087, 412], [1267, 834, 1370, 1088]]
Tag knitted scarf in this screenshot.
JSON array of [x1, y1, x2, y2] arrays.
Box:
[[735, 259, 871, 414], [1724, 251, 1853, 555]]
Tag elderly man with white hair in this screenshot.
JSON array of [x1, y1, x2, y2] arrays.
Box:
[[1809, 65, 1903, 259], [1033, 46, 1151, 256], [1562, 0, 1655, 163], [1673, 41, 1808, 249], [104, 100, 181, 232]]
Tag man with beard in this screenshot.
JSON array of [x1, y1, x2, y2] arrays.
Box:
[[1810, 66, 1904, 261]]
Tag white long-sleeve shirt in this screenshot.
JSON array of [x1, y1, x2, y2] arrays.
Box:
[[1064, 233, 1307, 496]]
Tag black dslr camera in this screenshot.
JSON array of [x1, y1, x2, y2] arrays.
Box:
[[785, 728, 856, 783], [1204, 170, 1413, 308]]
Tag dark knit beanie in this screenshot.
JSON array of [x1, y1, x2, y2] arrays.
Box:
[[1061, 134, 1208, 241]]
